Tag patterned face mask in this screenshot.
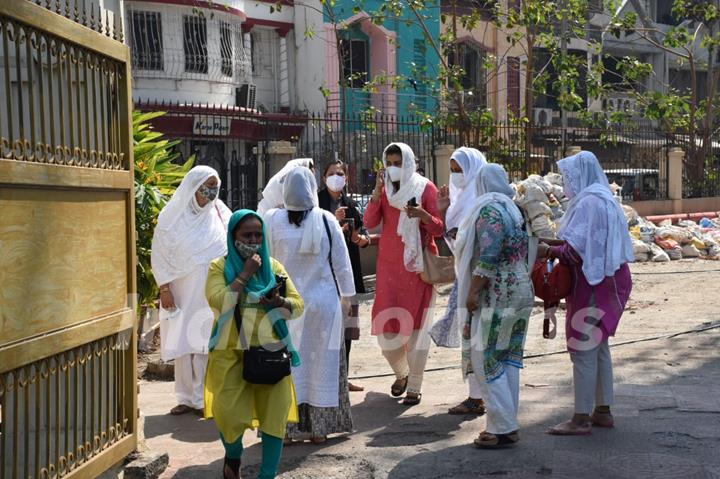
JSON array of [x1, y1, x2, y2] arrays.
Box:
[[198, 185, 219, 201], [234, 240, 260, 259]]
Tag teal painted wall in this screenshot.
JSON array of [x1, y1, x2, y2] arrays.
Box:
[[328, 0, 441, 117]]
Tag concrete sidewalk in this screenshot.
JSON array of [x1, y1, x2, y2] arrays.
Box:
[[139, 261, 720, 478]]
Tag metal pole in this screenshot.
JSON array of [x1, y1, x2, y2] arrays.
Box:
[[560, 0, 568, 155]]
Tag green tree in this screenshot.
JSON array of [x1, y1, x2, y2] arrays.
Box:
[[603, 0, 720, 187]]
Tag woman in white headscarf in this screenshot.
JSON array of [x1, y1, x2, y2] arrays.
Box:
[[455, 163, 534, 448], [364, 142, 445, 405], [430, 147, 489, 415], [151, 165, 231, 415], [265, 167, 356, 444], [540, 151, 633, 436], [257, 158, 314, 216]]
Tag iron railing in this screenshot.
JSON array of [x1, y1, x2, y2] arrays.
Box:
[[1, 332, 133, 479], [139, 103, 720, 205]]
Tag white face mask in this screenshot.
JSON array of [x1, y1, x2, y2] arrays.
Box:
[[450, 172, 464, 189], [386, 165, 402, 182], [326, 174, 346, 192]]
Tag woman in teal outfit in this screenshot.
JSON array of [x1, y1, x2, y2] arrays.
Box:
[[454, 164, 534, 449], [205, 210, 304, 479]]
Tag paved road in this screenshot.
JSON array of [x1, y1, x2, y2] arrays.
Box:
[[139, 261, 720, 478]]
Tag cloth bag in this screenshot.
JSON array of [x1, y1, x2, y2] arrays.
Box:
[[419, 247, 456, 285]]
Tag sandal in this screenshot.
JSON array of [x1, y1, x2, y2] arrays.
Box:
[[448, 398, 486, 415], [390, 376, 408, 397], [547, 419, 592, 436], [169, 404, 194, 416], [402, 392, 422, 406], [222, 457, 240, 479], [591, 410, 615, 428], [474, 430, 519, 449]]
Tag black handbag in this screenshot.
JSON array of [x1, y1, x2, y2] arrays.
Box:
[[242, 345, 292, 385], [234, 277, 292, 385]]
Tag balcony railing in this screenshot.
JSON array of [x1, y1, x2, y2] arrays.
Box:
[[126, 7, 251, 85]]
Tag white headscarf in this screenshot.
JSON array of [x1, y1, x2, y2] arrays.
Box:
[[446, 147, 488, 234], [557, 151, 634, 286], [257, 158, 314, 216], [454, 164, 523, 330], [282, 167, 325, 255], [383, 142, 430, 273], [151, 165, 231, 285]]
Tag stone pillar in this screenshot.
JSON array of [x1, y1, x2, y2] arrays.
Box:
[[267, 141, 296, 178], [433, 144, 455, 186], [566, 145, 582, 156], [668, 147, 684, 213], [277, 31, 290, 111]]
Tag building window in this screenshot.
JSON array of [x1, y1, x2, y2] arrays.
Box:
[[413, 39, 428, 111], [340, 39, 369, 89], [654, 0, 680, 25], [184, 15, 208, 74], [448, 43, 488, 109], [220, 21, 233, 77], [129, 11, 163, 70]]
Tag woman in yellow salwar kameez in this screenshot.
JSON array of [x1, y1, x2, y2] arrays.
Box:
[[205, 209, 304, 479]]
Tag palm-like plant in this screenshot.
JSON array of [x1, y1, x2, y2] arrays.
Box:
[[134, 111, 194, 310]]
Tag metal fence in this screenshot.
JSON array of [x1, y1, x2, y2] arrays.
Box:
[[142, 107, 720, 206], [294, 113, 436, 196]]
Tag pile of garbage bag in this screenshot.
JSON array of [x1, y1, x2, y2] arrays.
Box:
[[626, 210, 720, 262], [513, 172, 720, 263]]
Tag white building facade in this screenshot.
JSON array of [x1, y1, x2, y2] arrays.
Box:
[[125, 0, 327, 209]]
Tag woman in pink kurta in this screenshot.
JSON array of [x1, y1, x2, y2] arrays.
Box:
[[539, 151, 634, 436], [364, 142, 444, 405]]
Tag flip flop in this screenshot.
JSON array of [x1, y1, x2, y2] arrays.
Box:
[[169, 404, 194, 415], [474, 431, 519, 449], [448, 398, 486, 415], [390, 376, 408, 397], [402, 392, 422, 406], [547, 420, 592, 436], [591, 411, 615, 428]]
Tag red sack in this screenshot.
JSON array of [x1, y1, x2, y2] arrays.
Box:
[[531, 258, 572, 304]]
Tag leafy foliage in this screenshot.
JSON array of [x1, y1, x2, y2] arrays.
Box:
[[134, 111, 194, 309]]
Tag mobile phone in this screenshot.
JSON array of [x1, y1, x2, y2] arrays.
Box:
[[340, 218, 355, 229], [407, 197, 418, 207], [265, 274, 288, 299]]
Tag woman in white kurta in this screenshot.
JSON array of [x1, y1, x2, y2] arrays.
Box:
[[264, 167, 356, 443], [151, 166, 231, 415]]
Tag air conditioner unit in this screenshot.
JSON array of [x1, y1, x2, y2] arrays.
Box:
[[236, 84, 257, 110], [533, 108, 553, 126]]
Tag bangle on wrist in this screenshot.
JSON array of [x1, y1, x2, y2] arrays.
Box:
[[159, 287, 170, 293], [234, 277, 247, 288]]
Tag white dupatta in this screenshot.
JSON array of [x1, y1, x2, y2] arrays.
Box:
[[557, 151, 634, 285], [282, 167, 325, 255], [445, 147, 487, 252], [257, 158, 314, 216], [383, 142, 429, 272], [151, 166, 231, 285], [454, 164, 524, 333]]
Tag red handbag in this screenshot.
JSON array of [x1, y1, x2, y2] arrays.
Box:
[[531, 258, 572, 303], [531, 258, 572, 339]]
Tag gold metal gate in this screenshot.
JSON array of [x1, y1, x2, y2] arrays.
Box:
[[0, 2, 136, 478]]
